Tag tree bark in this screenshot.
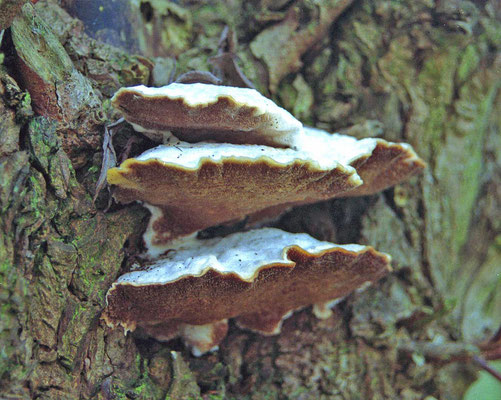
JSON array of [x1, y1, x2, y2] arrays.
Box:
[[1, 0, 500, 399]]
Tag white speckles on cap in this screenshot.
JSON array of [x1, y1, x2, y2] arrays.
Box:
[[103, 227, 392, 355], [116, 228, 355, 285]]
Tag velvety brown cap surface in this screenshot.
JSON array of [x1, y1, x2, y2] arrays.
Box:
[[343, 140, 426, 197], [243, 137, 426, 225], [104, 231, 391, 335], [112, 83, 302, 147], [108, 154, 360, 243]]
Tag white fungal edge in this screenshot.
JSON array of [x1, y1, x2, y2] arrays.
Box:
[[141, 204, 200, 258], [114, 82, 303, 144], [110, 228, 375, 287], [312, 298, 346, 320], [296, 126, 419, 166], [179, 320, 228, 357], [130, 126, 384, 172]]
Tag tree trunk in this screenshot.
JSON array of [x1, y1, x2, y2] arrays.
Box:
[[1, 1, 500, 399]]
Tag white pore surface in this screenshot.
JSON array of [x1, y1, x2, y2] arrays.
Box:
[[116, 228, 367, 285], [133, 128, 383, 172], [293, 127, 380, 166], [125, 83, 303, 134], [141, 204, 199, 258], [136, 140, 340, 171], [297, 127, 420, 166], [179, 321, 227, 357]]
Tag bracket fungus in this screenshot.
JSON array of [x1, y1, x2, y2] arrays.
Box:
[[104, 228, 391, 356], [108, 123, 424, 253], [104, 82, 425, 355], [111, 83, 302, 146]]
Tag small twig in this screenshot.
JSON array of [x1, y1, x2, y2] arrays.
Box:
[[397, 340, 479, 362], [0, 30, 5, 48], [473, 356, 501, 383], [209, 53, 255, 89], [120, 136, 140, 164], [167, 60, 177, 84], [217, 26, 231, 54], [209, 26, 255, 89], [175, 70, 222, 85], [399, 340, 501, 383], [94, 117, 124, 204]]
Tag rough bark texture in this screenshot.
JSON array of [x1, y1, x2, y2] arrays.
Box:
[[0, 0, 500, 399]]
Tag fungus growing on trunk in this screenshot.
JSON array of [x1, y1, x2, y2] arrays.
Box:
[[111, 83, 302, 146], [104, 82, 425, 355], [107, 137, 361, 252], [107, 126, 424, 254], [104, 228, 391, 356]]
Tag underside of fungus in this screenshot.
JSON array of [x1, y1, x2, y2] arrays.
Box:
[[107, 126, 425, 254], [104, 228, 391, 355], [111, 83, 302, 146], [104, 81, 425, 355]]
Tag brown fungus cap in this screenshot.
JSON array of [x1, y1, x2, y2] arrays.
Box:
[[107, 128, 425, 253], [293, 127, 426, 196], [103, 228, 391, 355], [342, 140, 426, 197], [111, 83, 302, 146], [244, 128, 426, 223], [107, 135, 363, 252]]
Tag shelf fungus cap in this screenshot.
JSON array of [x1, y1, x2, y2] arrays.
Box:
[[107, 136, 364, 254], [103, 228, 391, 355], [245, 128, 426, 224], [111, 83, 302, 147], [295, 127, 426, 196], [107, 128, 425, 254]]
